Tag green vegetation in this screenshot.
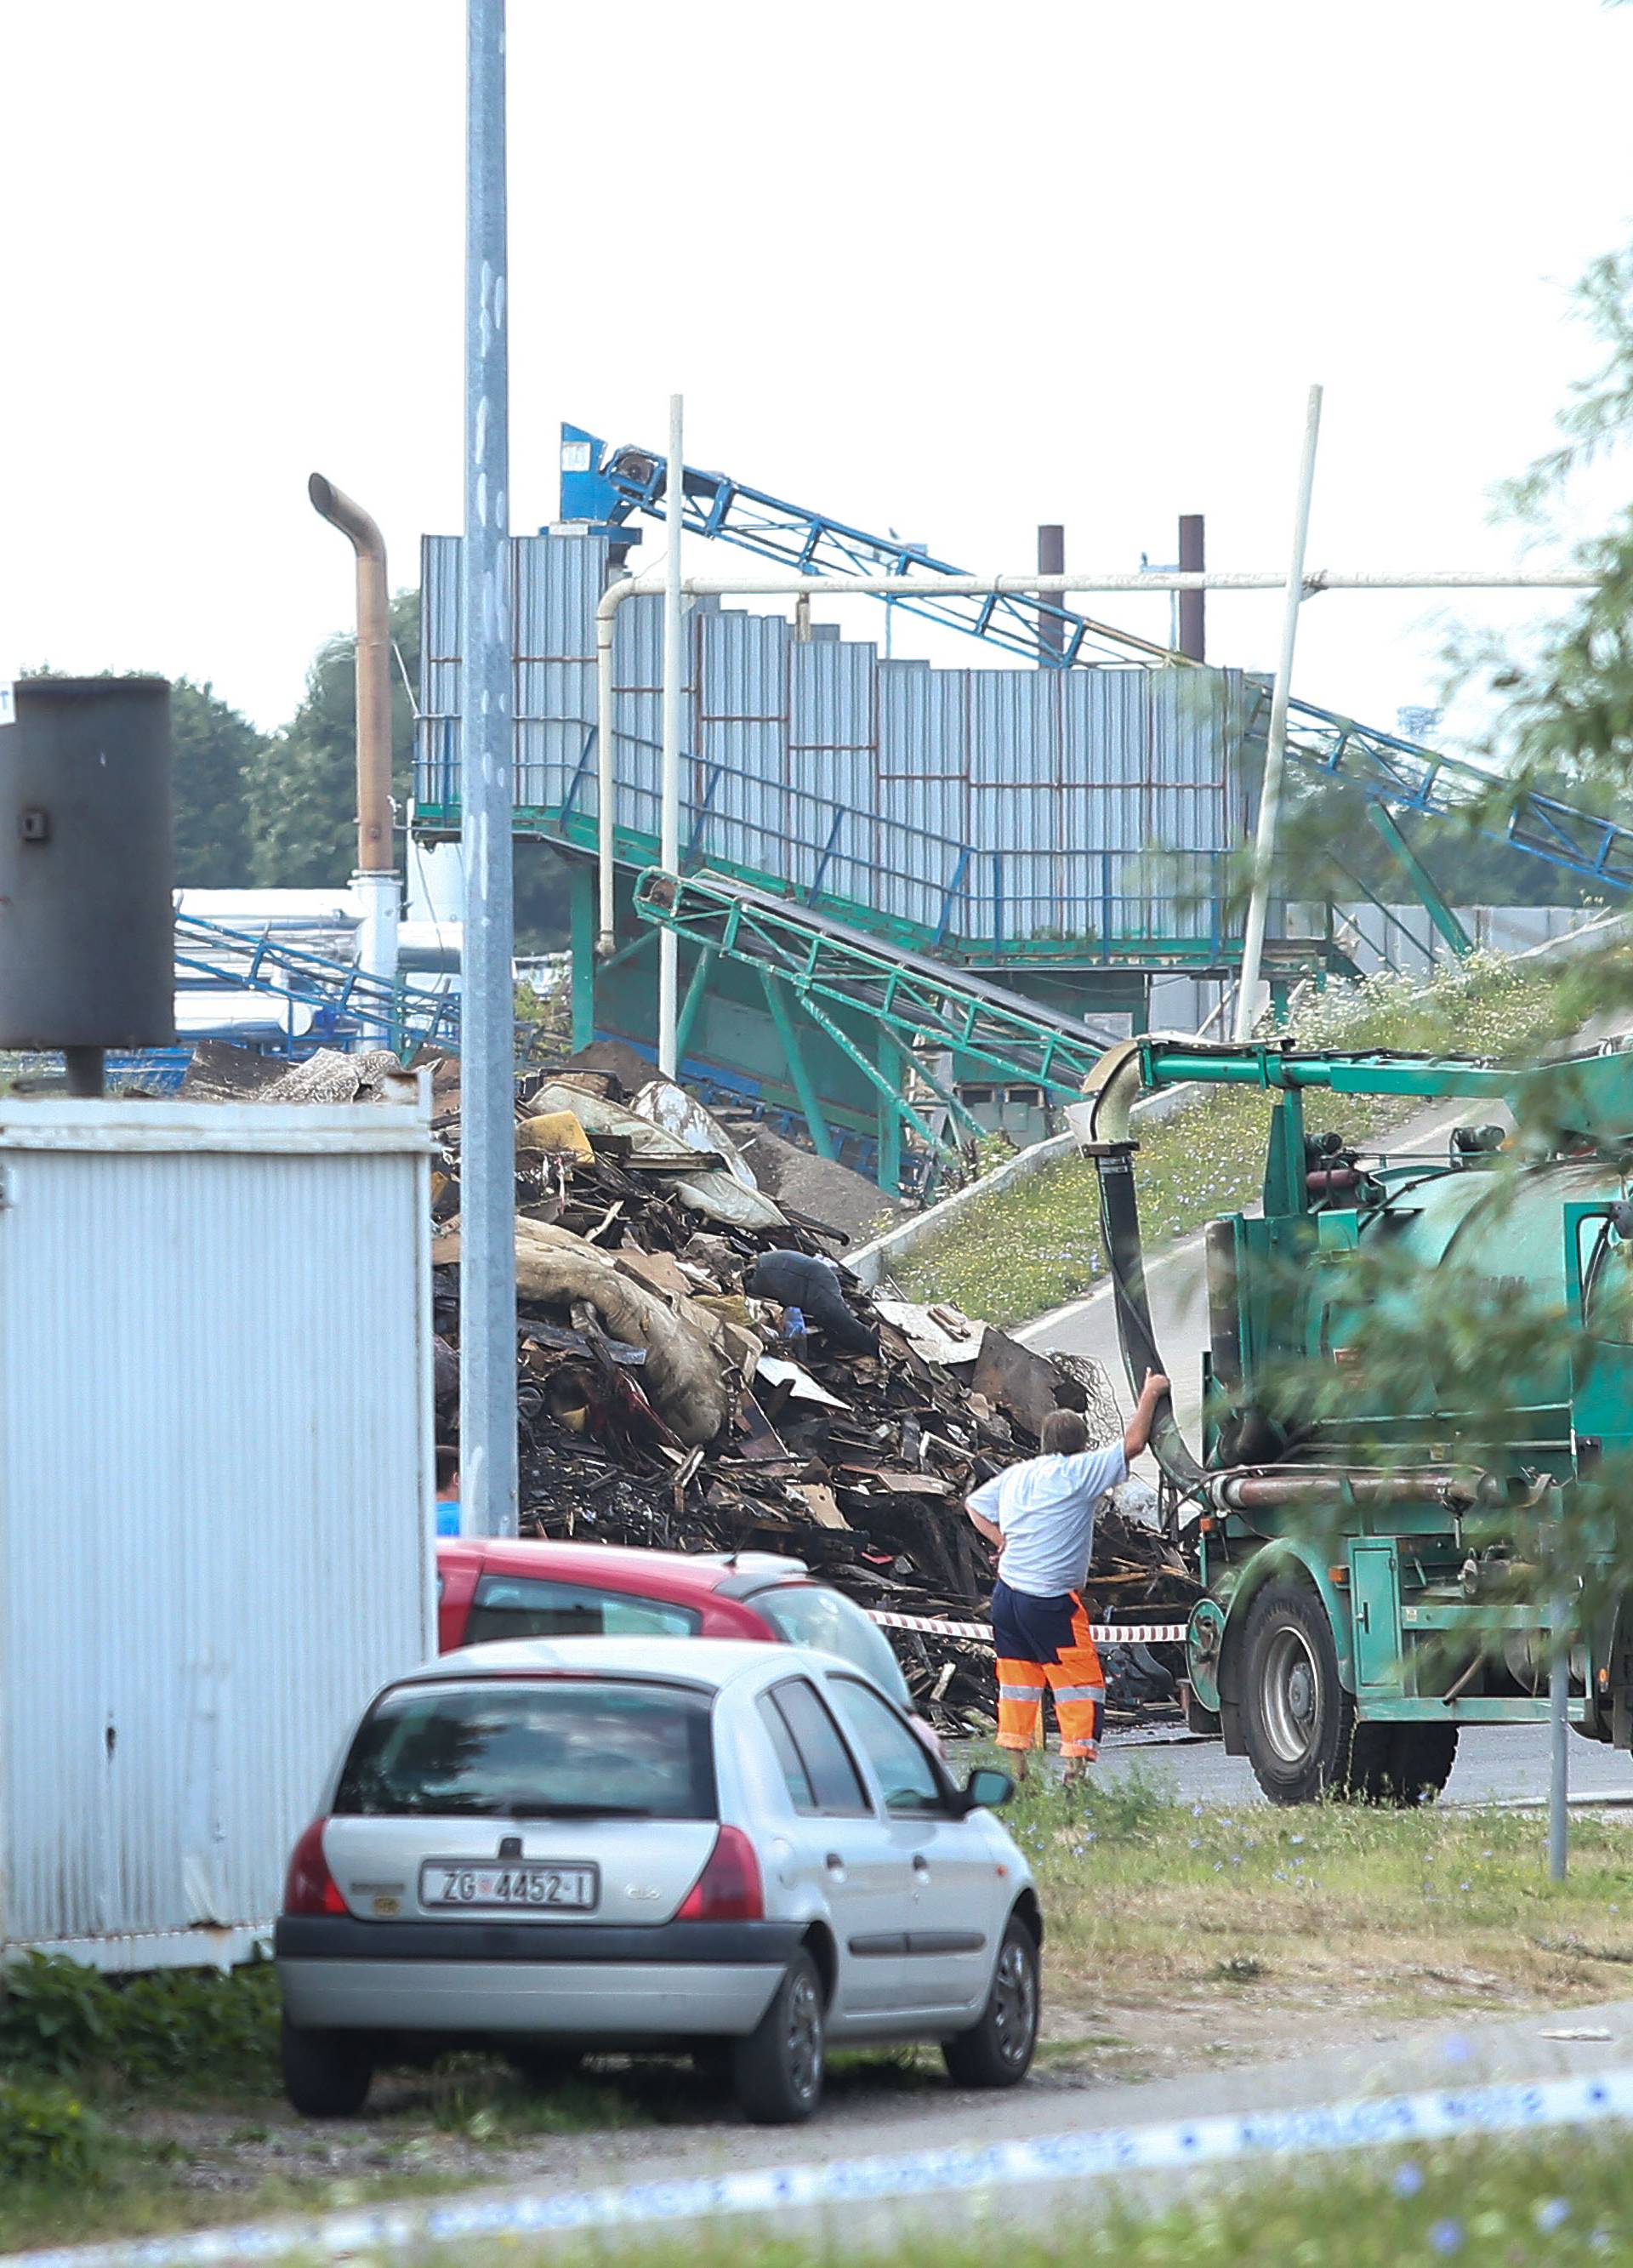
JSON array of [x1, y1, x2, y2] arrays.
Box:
[[896, 954, 1579, 1328], [0, 1950, 279, 2095], [0, 2075, 101, 2184], [1010, 1764, 1633, 2019]]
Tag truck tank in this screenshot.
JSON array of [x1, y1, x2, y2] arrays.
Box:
[[1307, 1160, 1623, 1422]]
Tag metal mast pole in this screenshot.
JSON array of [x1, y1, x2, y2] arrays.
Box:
[[1235, 385, 1323, 1042], [1549, 1585, 1570, 1881], [658, 392, 685, 1077], [458, 0, 516, 1538]]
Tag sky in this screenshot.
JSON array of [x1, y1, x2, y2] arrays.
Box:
[[1, 0, 1630, 744]]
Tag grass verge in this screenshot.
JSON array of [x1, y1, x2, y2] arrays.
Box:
[[1015, 1765, 1633, 2020], [894, 954, 1579, 1328]]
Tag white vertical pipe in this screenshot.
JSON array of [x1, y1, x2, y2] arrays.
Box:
[[595, 603, 617, 956], [658, 392, 685, 1078], [1233, 384, 1323, 1043], [458, 0, 517, 1540]]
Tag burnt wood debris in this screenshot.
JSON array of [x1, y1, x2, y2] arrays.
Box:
[[188, 1040, 1198, 1736]]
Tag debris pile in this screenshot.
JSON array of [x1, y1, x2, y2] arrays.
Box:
[[430, 1062, 1198, 1735]]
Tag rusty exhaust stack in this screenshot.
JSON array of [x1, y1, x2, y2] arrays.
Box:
[[309, 475, 392, 874], [309, 475, 400, 1019]]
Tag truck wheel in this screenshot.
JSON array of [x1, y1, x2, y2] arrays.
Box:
[[1240, 1579, 1364, 1804], [1374, 1723, 1459, 1805], [730, 1950, 825, 2124], [281, 2014, 373, 2117]]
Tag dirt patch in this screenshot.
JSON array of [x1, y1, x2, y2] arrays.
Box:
[[729, 1120, 908, 1245]]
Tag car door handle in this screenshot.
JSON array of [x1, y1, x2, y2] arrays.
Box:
[[912, 1854, 930, 1874], [825, 1853, 845, 1873]]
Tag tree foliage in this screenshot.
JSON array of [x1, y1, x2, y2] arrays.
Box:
[[248, 590, 421, 889]]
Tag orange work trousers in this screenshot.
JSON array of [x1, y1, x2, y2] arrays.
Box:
[[991, 1578, 1105, 1762]]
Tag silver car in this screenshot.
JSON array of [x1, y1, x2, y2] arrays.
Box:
[[276, 1637, 1040, 2124]]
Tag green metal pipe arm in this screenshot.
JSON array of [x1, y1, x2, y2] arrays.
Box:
[[1135, 1039, 1513, 1100]]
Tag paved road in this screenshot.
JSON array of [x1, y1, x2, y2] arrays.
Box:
[[1098, 1720, 1633, 1807], [161, 1997, 1633, 2265]]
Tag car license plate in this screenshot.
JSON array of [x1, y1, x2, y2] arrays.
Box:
[[420, 1861, 598, 1912]]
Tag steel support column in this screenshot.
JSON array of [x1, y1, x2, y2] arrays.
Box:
[[568, 860, 596, 1052], [1366, 803, 1474, 958], [758, 971, 838, 1161], [674, 947, 714, 1063], [876, 1029, 905, 1197]]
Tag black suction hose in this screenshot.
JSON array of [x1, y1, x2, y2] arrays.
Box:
[[1084, 1040, 1205, 1490]]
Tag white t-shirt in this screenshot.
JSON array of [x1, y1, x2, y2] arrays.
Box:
[[968, 1443, 1129, 1599]]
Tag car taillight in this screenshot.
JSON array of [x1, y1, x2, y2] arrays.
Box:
[[676, 1826, 763, 1922], [283, 1820, 347, 1916]]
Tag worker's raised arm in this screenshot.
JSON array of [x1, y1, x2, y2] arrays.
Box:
[[1122, 1370, 1171, 1462]]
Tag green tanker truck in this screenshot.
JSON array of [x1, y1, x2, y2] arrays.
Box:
[[1087, 1033, 1633, 1805]]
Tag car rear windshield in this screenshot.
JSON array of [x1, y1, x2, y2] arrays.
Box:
[[750, 1584, 913, 1712], [333, 1679, 717, 1821]]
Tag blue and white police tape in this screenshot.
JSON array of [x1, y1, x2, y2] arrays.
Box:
[[868, 1608, 1189, 1646], [14, 2063, 1633, 2268]]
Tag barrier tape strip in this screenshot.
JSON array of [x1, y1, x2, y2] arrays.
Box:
[[868, 1608, 1189, 1646], [17, 2064, 1633, 2268]]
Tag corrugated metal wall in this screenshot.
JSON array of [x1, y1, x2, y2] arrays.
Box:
[[418, 534, 1249, 949], [0, 1102, 433, 1967]]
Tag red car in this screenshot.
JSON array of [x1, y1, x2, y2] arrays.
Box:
[[435, 1539, 936, 1746]]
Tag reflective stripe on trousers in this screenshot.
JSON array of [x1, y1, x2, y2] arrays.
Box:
[[992, 1586, 1104, 1762]]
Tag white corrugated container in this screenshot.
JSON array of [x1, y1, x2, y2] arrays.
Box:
[[0, 1095, 435, 1972]]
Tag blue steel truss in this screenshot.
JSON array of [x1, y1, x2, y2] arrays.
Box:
[[174, 914, 462, 1056], [563, 423, 1633, 893]]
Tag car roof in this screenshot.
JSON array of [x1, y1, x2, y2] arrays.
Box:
[[436, 1536, 807, 1598], [399, 1633, 849, 1693]]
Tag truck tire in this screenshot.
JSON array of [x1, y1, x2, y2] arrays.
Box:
[[1373, 1723, 1459, 1805], [280, 2014, 373, 2117], [730, 1950, 825, 2124], [1240, 1578, 1369, 1804]]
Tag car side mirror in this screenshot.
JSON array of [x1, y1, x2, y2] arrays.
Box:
[[961, 1766, 1016, 1813]]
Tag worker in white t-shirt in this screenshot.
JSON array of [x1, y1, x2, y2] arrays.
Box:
[[964, 1373, 1169, 1777]]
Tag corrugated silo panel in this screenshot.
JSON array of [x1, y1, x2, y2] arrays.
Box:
[[1062, 671, 1152, 795], [789, 636, 874, 755], [878, 664, 967, 778], [698, 611, 788, 722], [1149, 666, 1230, 791], [531, 533, 603, 661], [967, 671, 1059, 787], [1150, 784, 1230, 852], [971, 783, 1057, 942]]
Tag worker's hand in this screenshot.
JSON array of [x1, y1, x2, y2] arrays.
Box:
[[1141, 1370, 1171, 1403]]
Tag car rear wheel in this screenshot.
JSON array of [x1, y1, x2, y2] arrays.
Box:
[[942, 1915, 1039, 2088], [730, 1949, 825, 2124], [281, 2014, 373, 2118]]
